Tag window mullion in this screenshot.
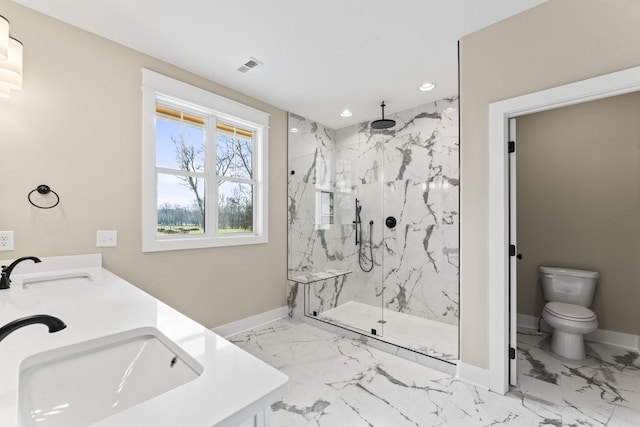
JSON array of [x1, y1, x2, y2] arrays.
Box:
[[218, 176, 255, 185], [206, 116, 218, 237], [156, 167, 205, 178]]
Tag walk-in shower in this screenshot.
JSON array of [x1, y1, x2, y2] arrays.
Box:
[[287, 97, 459, 363]]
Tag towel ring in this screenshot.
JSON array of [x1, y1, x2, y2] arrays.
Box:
[[28, 185, 60, 209]]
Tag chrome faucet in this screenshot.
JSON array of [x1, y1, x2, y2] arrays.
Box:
[[0, 314, 66, 342], [0, 256, 41, 290]]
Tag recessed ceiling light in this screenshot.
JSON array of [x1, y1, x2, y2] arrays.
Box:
[[289, 127, 299, 133], [444, 107, 457, 113], [419, 82, 436, 92], [340, 110, 352, 117]]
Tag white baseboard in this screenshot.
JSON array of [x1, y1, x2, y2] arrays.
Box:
[[457, 362, 490, 390], [586, 328, 640, 351], [212, 306, 288, 338], [518, 313, 640, 352]]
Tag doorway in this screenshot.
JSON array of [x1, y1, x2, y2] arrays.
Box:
[[488, 65, 640, 395], [508, 91, 640, 388]]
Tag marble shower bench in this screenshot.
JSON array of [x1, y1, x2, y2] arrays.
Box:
[[287, 269, 351, 284]]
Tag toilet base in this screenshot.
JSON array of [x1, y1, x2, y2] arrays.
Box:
[[550, 330, 586, 360]]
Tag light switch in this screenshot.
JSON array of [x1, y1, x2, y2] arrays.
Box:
[[96, 230, 117, 247]]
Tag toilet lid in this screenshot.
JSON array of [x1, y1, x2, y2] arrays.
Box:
[[544, 302, 596, 321]]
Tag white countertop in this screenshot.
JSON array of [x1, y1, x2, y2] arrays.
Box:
[[0, 254, 288, 427]]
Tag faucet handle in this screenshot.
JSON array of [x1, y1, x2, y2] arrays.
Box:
[[0, 270, 9, 290]]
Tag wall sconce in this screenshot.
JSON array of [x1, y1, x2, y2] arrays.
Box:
[[0, 14, 23, 99]]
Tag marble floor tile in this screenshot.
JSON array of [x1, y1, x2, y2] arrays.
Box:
[[230, 320, 640, 426], [516, 329, 640, 425]]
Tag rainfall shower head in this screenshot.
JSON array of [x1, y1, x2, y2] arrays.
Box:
[[370, 101, 396, 130]]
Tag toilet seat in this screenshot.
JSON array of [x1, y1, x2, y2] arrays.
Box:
[[544, 302, 596, 322]]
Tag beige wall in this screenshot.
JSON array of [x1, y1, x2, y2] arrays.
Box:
[[460, 0, 640, 368], [516, 92, 640, 335], [0, 0, 288, 328]]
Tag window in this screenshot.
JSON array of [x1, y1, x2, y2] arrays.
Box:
[[142, 69, 269, 252]]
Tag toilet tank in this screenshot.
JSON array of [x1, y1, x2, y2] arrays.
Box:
[[539, 266, 599, 307]]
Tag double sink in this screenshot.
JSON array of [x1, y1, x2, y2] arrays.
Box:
[[1, 254, 288, 427]]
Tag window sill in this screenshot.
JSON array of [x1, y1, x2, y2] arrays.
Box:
[[142, 233, 268, 252]]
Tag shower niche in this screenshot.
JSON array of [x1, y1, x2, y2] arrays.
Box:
[[287, 98, 459, 363]]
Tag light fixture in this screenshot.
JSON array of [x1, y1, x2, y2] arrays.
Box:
[[419, 82, 436, 92], [0, 37, 23, 87], [289, 127, 299, 133], [0, 15, 8, 60], [340, 110, 352, 117], [0, 15, 23, 99], [444, 107, 457, 113]]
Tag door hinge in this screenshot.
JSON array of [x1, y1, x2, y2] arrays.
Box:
[[509, 347, 516, 360], [508, 141, 515, 153], [509, 244, 516, 256]]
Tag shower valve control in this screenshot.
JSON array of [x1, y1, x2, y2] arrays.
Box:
[[385, 216, 397, 229]]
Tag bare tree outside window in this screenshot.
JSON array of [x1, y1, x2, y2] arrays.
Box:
[[216, 130, 253, 232], [156, 111, 254, 235], [173, 134, 205, 220]]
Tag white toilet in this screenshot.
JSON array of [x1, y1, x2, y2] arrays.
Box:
[[539, 266, 599, 360]]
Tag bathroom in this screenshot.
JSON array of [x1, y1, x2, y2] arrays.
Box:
[[515, 92, 640, 341], [513, 90, 640, 383], [2, 0, 640, 425]]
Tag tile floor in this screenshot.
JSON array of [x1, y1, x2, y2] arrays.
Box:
[[230, 319, 640, 426]]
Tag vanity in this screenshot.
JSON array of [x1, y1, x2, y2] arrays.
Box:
[[0, 254, 288, 427]]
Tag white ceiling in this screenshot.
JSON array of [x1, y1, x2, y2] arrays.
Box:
[[13, 0, 547, 129]]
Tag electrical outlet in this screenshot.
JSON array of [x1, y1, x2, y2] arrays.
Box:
[[0, 231, 14, 251], [96, 230, 117, 247]]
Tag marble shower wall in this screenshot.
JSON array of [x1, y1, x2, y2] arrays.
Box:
[[288, 97, 459, 326]]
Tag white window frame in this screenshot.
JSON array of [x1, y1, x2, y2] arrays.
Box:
[[141, 69, 269, 252]]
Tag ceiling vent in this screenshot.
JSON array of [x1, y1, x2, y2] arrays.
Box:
[[237, 57, 262, 73]]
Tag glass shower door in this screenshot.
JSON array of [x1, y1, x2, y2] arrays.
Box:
[[287, 120, 385, 337]]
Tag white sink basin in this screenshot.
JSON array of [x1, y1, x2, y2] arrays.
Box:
[[21, 271, 94, 288], [17, 327, 203, 426]]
